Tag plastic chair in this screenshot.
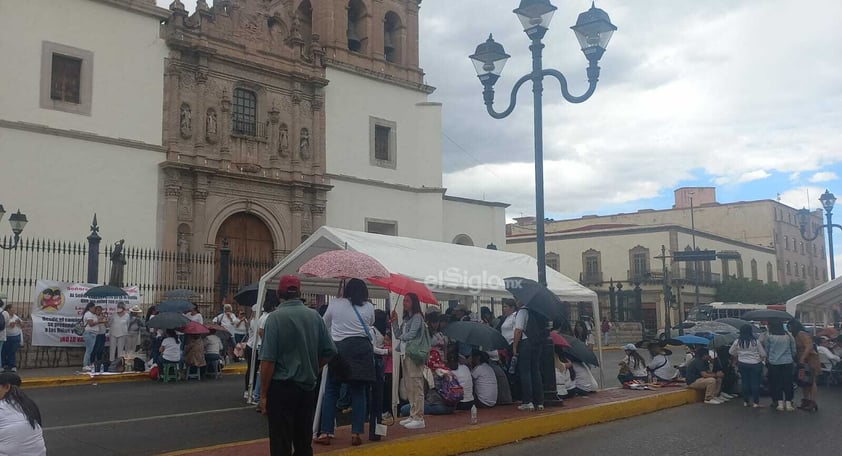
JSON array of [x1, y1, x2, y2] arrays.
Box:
[[185, 365, 202, 381], [159, 363, 179, 383]]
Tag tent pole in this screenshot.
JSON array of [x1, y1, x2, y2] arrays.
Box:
[[246, 282, 266, 403], [593, 297, 605, 388]]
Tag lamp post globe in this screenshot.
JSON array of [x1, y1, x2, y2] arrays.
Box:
[[0, 203, 28, 250], [820, 189, 836, 213], [469, 34, 511, 86], [513, 0, 558, 36], [571, 2, 617, 62]]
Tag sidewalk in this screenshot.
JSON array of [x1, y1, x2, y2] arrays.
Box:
[[17, 363, 248, 388], [163, 387, 702, 456]]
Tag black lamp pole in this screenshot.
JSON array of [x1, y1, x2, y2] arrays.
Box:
[[470, 0, 617, 286], [798, 189, 841, 280]]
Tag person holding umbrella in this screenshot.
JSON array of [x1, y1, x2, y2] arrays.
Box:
[[512, 300, 547, 412]]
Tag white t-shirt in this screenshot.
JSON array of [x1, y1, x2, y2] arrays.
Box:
[[322, 298, 375, 342], [454, 364, 474, 404], [4, 314, 22, 338], [160, 337, 181, 362], [624, 354, 649, 378], [83, 311, 99, 334], [108, 312, 130, 338], [186, 312, 204, 324], [204, 334, 223, 355], [247, 313, 270, 349], [570, 361, 598, 392], [213, 312, 240, 335], [471, 363, 498, 407], [0, 400, 47, 456], [500, 313, 516, 345], [555, 366, 575, 396], [647, 354, 678, 381], [514, 309, 529, 341]]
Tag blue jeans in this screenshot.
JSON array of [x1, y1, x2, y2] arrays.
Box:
[[320, 372, 368, 435], [518, 337, 544, 406], [400, 402, 454, 417], [2, 334, 21, 369], [83, 332, 97, 367], [739, 362, 762, 404]]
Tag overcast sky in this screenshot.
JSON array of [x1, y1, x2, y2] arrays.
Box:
[[160, 0, 842, 270]]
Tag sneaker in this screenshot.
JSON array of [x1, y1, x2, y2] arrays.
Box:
[[243, 391, 250, 400], [717, 395, 731, 402], [720, 393, 735, 399], [704, 399, 722, 405], [381, 412, 393, 420], [784, 401, 795, 412], [743, 402, 750, 407], [517, 402, 535, 411], [82, 366, 92, 372], [399, 417, 414, 426], [10, 367, 16, 373], [404, 419, 426, 430], [752, 403, 760, 408], [775, 402, 785, 411], [536, 405, 545, 411]]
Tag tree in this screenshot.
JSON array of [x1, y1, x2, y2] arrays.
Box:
[[714, 278, 806, 304]]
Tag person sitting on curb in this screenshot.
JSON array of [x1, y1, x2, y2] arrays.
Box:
[[617, 344, 649, 384], [685, 347, 724, 404], [646, 344, 679, 383]]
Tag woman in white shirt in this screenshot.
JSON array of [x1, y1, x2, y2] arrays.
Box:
[[81, 302, 102, 371], [618, 344, 649, 384], [729, 324, 767, 407], [498, 300, 517, 346], [159, 329, 181, 364], [108, 302, 131, 362], [2, 306, 23, 372], [0, 373, 46, 456]]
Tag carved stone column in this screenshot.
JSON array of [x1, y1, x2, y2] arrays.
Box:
[[290, 201, 304, 249], [268, 104, 280, 170], [311, 204, 326, 231], [165, 61, 182, 159], [194, 63, 208, 163], [291, 86, 302, 177], [310, 92, 324, 176], [220, 90, 232, 170], [192, 188, 209, 253], [163, 183, 182, 252]]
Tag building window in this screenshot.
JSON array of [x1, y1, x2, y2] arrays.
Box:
[[384, 12, 403, 63], [786, 261, 791, 276], [347, 0, 367, 53], [546, 252, 560, 272], [366, 218, 397, 236], [750, 259, 758, 281], [628, 246, 649, 281], [794, 262, 799, 277], [581, 249, 602, 283], [801, 265, 806, 278], [784, 236, 789, 250], [452, 234, 474, 246], [40, 41, 93, 115], [369, 117, 397, 168], [800, 241, 804, 255], [232, 89, 257, 136], [767, 262, 774, 283]]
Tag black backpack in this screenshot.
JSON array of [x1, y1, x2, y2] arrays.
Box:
[[524, 308, 549, 341]]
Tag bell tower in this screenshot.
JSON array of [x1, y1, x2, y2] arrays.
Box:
[[314, 0, 424, 88]]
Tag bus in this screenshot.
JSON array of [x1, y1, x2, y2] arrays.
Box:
[[685, 302, 768, 322]]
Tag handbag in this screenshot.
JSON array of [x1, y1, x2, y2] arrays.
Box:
[[796, 363, 814, 387], [405, 318, 431, 363], [72, 316, 86, 336]]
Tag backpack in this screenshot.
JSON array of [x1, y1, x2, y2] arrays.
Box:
[[524, 308, 549, 341], [438, 374, 464, 405], [133, 357, 146, 372]]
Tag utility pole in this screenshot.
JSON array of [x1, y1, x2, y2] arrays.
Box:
[[690, 193, 699, 317], [657, 245, 673, 340]]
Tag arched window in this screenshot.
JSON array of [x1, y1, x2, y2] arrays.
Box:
[[628, 246, 649, 281], [766, 262, 774, 283], [786, 261, 791, 276], [581, 249, 602, 283], [452, 234, 474, 246], [232, 88, 257, 136], [347, 0, 367, 53], [384, 11, 403, 63], [750, 259, 758, 281], [296, 1, 313, 45]]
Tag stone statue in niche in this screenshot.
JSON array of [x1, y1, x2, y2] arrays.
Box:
[[206, 109, 218, 143], [180, 103, 192, 139], [299, 128, 310, 160], [178, 233, 189, 257], [279, 124, 289, 157]]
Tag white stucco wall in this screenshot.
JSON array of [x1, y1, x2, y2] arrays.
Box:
[[0, 0, 168, 144], [0, 128, 162, 246], [0, 0, 167, 246], [324, 67, 442, 189], [325, 179, 444, 241], [443, 198, 506, 249]]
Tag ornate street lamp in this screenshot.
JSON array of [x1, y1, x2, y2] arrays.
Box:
[[469, 0, 617, 286], [798, 189, 841, 280], [0, 204, 28, 250]]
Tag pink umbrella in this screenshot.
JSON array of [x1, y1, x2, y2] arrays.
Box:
[[369, 273, 439, 305], [299, 250, 389, 279], [181, 320, 210, 335], [550, 331, 572, 348]]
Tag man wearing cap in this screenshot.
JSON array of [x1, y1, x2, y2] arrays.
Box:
[[453, 303, 472, 322], [260, 275, 336, 456]]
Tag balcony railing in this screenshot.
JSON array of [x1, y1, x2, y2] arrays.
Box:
[[673, 268, 721, 285], [232, 120, 268, 139], [579, 272, 603, 284]]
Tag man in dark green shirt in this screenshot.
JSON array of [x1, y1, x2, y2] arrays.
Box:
[[685, 347, 723, 405], [260, 275, 336, 456]]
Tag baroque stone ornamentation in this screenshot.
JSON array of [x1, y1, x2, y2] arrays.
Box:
[[279, 124, 289, 157], [180, 103, 192, 139], [205, 108, 218, 143], [299, 128, 310, 160]]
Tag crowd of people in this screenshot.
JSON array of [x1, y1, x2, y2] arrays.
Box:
[[250, 276, 603, 455]]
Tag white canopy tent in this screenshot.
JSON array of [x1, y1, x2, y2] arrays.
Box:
[[786, 275, 842, 326], [248, 226, 604, 419]]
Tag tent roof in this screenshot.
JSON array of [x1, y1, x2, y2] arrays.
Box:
[[786, 275, 842, 316], [260, 226, 597, 302]]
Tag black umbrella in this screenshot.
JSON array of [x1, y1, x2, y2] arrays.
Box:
[[157, 300, 194, 313], [690, 321, 738, 335], [741, 309, 794, 321], [560, 334, 599, 366], [503, 277, 564, 321], [164, 289, 197, 299], [443, 321, 509, 351], [634, 339, 664, 349], [146, 312, 190, 330], [234, 282, 279, 308], [716, 318, 759, 334], [84, 285, 128, 299]]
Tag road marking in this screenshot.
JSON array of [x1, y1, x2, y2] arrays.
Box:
[[43, 406, 253, 431]]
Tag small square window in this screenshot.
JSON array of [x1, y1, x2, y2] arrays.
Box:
[[366, 218, 397, 236], [50, 54, 82, 104], [369, 117, 397, 169]]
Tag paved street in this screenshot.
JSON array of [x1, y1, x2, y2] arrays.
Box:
[[477, 387, 842, 456], [27, 376, 267, 456]]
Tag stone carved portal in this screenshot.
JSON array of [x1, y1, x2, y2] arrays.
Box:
[[213, 212, 274, 304]]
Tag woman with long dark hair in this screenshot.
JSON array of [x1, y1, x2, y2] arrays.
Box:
[[789, 319, 820, 411], [764, 320, 796, 411], [729, 324, 766, 407], [315, 278, 375, 447], [0, 372, 46, 455], [617, 344, 648, 384], [80, 301, 102, 372], [391, 292, 426, 430], [573, 321, 590, 344]]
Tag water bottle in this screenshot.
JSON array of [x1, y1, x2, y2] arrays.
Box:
[[508, 355, 519, 375], [470, 404, 478, 424]]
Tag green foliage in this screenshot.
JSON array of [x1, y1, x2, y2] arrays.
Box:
[[714, 278, 806, 305]]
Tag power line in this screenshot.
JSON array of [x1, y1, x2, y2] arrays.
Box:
[[441, 131, 505, 182]]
